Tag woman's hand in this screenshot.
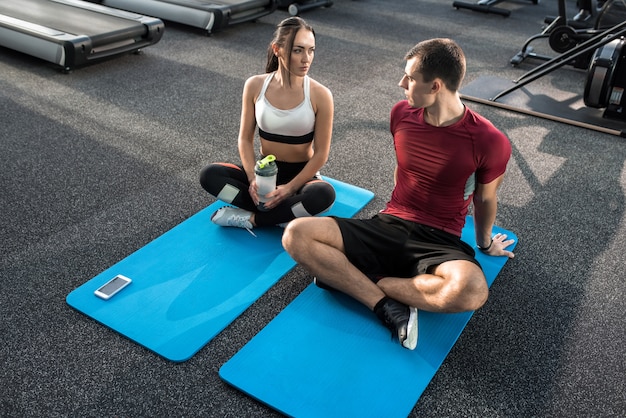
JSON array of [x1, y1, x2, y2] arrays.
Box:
[[261, 184, 294, 210], [480, 232, 515, 258], [248, 179, 260, 206]]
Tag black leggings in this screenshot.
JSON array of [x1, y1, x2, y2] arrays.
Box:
[[199, 161, 336, 226]]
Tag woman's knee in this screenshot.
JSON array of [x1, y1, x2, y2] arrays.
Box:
[[199, 163, 220, 191], [301, 181, 336, 214], [199, 162, 243, 195]]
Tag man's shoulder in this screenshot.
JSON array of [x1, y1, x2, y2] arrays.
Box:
[[463, 107, 507, 137], [392, 99, 411, 111], [463, 106, 492, 125], [391, 100, 420, 118]]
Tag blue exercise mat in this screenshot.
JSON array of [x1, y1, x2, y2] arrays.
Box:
[[219, 217, 517, 417], [66, 177, 374, 362]]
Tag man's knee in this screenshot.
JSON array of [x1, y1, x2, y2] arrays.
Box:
[[449, 273, 489, 311], [282, 217, 339, 259], [434, 263, 489, 312], [465, 277, 489, 310], [282, 217, 311, 255]]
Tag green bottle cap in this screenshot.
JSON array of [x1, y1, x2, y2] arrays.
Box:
[[257, 154, 276, 169]]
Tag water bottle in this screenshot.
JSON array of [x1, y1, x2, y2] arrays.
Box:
[[254, 155, 278, 211]]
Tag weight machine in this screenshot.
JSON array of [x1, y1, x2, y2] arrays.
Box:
[[491, 15, 626, 124], [511, 0, 625, 67], [452, 0, 538, 18]]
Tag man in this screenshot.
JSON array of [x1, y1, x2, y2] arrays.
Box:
[[282, 38, 515, 350]]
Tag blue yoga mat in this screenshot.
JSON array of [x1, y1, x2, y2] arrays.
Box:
[[219, 217, 517, 417], [66, 178, 374, 362]]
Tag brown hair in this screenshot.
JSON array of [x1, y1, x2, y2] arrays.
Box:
[[404, 38, 466, 92], [265, 17, 315, 86]]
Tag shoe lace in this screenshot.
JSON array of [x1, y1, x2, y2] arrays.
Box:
[[227, 215, 256, 237], [382, 302, 408, 341]]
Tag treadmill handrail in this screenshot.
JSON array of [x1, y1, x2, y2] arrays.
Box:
[[50, 0, 160, 23], [51, 0, 140, 18], [160, 0, 272, 13], [0, 13, 79, 40]]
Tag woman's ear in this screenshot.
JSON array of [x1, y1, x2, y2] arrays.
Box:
[[272, 44, 280, 57]]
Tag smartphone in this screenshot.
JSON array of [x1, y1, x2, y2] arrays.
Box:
[[94, 274, 132, 300]]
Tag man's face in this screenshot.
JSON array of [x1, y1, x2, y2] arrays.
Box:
[[398, 57, 434, 108]]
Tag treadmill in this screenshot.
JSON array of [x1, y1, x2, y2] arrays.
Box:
[[0, 0, 164, 72], [276, 1, 333, 17], [88, 0, 278, 34]]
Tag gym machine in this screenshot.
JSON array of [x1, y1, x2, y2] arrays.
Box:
[[490, 16, 626, 125], [511, 0, 626, 67], [585, 36, 626, 120], [87, 0, 278, 34], [276, 0, 333, 16], [452, 0, 538, 18], [0, 0, 164, 72]]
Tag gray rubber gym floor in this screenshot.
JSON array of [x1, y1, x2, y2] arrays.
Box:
[[2, 0, 625, 416]]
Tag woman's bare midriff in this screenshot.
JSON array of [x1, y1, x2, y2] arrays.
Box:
[[260, 138, 313, 163]]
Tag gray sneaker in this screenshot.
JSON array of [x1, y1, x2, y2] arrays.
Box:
[[211, 207, 255, 236]]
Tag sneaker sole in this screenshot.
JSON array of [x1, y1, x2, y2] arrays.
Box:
[[402, 307, 418, 350], [313, 276, 336, 292], [210, 209, 222, 222]]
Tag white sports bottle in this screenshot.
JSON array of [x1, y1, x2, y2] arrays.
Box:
[[254, 154, 278, 211]]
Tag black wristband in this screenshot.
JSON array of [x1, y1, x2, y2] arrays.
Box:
[[477, 238, 493, 252]]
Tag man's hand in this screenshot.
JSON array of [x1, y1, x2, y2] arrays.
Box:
[[480, 232, 515, 258]]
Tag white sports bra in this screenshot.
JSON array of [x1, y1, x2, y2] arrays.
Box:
[[255, 72, 315, 144]]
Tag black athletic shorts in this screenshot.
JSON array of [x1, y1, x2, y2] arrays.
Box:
[[333, 213, 481, 278]]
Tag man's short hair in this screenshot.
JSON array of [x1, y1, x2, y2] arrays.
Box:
[[404, 38, 466, 92]]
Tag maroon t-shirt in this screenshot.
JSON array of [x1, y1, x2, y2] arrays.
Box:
[[381, 100, 511, 237]]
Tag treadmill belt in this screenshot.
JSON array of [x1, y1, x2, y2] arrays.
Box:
[[0, 0, 146, 44], [0, 0, 164, 70], [96, 0, 277, 33]]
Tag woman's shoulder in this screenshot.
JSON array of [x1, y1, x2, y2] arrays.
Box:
[[243, 73, 271, 100], [308, 77, 333, 102], [245, 73, 270, 87]]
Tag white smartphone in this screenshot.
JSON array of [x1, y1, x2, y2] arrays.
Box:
[[94, 274, 132, 300]]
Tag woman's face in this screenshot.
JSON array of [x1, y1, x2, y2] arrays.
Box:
[[278, 29, 315, 77]]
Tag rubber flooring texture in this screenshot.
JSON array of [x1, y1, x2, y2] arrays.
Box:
[[1, 0, 625, 416]]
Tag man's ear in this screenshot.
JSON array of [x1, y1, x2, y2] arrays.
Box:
[[431, 79, 442, 93]]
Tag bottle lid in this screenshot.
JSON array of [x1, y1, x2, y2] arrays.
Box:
[[257, 154, 276, 169]]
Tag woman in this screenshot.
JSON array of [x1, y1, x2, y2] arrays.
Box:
[[199, 16, 335, 234]]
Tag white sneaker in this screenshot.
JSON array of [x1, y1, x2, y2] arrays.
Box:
[[211, 207, 255, 236], [404, 307, 418, 350]]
